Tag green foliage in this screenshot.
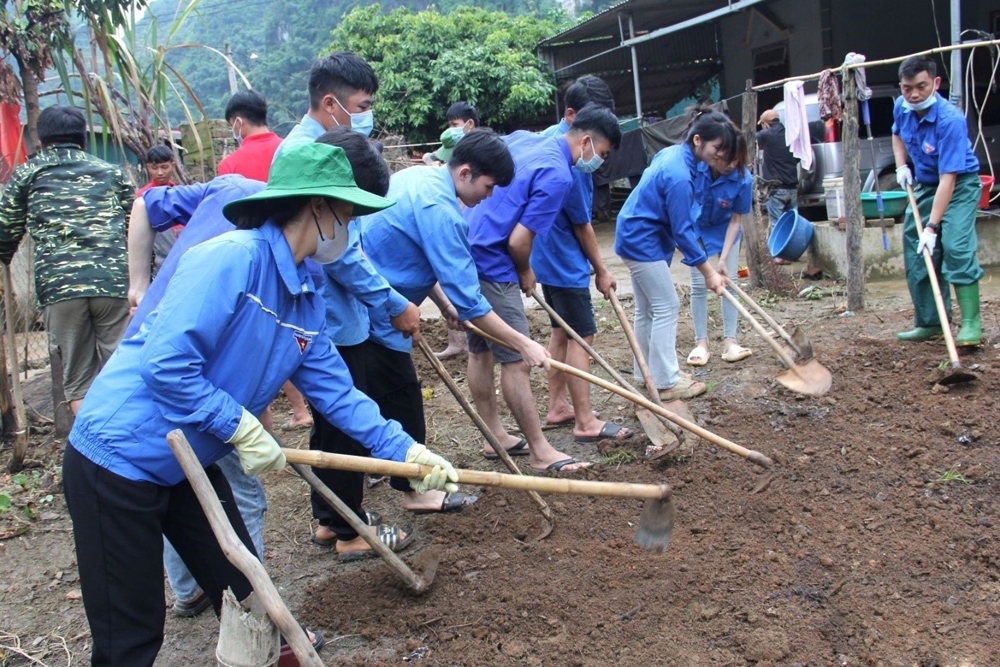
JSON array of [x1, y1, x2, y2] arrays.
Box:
[[332, 4, 560, 139], [601, 448, 638, 466]]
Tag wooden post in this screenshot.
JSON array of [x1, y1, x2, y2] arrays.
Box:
[[0, 295, 14, 436], [842, 69, 866, 311], [741, 80, 767, 288], [49, 344, 73, 437], [3, 266, 29, 472]]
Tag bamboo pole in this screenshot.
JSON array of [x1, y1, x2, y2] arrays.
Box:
[[166, 430, 323, 667], [842, 69, 866, 312], [740, 79, 767, 289], [753, 38, 1000, 91], [3, 266, 29, 473]]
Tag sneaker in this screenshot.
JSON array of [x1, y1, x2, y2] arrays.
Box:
[[173, 591, 211, 617]]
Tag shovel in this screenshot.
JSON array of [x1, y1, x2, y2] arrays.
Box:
[[606, 289, 686, 457], [725, 278, 814, 363], [283, 449, 676, 553], [718, 282, 832, 396], [904, 185, 977, 385], [530, 288, 685, 450], [466, 324, 772, 469]]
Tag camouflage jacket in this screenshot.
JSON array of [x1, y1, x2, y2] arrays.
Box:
[[0, 144, 135, 306]]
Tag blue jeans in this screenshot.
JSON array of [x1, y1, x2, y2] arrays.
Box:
[[163, 449, 266, 602], [765, 189, 798, 226], [689, 240, 741, 342], [623, 258, 680, 390]]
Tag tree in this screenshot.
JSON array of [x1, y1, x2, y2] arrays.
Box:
[[331, 4, 562, 140]]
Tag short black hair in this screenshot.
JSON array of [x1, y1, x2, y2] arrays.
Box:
[[315, 127, 389, 197], [225, 90, 268, 126], [567, 103, 622, 150], [308, 51, 379, 110], [448, 128, 514, 187], [145, 144, 174, 164], [446, 101, 479, 127], [38, 106, 86, 148], [899, 55, 937, 81], [564, 75, 615, 113]]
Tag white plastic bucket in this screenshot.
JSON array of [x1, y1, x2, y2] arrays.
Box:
[[823, 176, 845, 221]]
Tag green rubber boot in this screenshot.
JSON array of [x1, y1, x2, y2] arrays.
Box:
[[897, 327, 944, 341], [955, 282, 981, 347]]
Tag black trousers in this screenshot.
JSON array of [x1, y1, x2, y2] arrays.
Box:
[[364, 341, 426, 494], [63, 444, 254, 667], [309, 341, 372, 539]]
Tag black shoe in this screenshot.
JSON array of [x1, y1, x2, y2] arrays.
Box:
[[173, 591, 211, 618]]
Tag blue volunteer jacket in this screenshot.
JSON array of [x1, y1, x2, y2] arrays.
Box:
[[69, 221, 413, 486]]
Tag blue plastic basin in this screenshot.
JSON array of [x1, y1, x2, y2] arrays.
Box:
[[768, 210, 815, 262]]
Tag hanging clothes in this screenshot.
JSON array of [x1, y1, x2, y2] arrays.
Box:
[[783, 80, 813, 170], [817, 70, 842, 122]]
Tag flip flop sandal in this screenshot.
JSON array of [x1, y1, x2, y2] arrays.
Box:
[[574, 421, 633, 444], [534, 458, 593, 473], [722, 345, 752, 362], [409, 491, 479, 515], [686, 346, 710, 366], [483, 438, 530, 460], [281, 627, 325, 651], [545, 410, 601, 427], [337, 524, 417, 562], [312, 510, 383, 547]]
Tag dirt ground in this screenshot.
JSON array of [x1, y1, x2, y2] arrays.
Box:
[[2, 273, 1000, 666]]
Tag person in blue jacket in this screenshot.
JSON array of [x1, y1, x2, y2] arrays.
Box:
[[62, 142, 459, 667], [892, 55, 983, 346], [361, 129, 549, 475], [614, 107, 736, 403], [686, 130, 754, 367]]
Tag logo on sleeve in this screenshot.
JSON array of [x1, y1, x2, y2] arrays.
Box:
[[292, 329, 313, 354], [923, 141, 936, 154]]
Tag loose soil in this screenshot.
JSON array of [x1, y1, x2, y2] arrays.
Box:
[[2, 283, 999, 666]]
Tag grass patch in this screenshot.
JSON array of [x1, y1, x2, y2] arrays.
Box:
[[601, 449, 638, 466], [934, 465, 972, 485]]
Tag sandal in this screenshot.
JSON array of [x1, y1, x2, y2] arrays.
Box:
[[659, 377, 708, 402], [312, 510, 383, 547], [574, 421, 632, 444], [532, 458, 593, 473], [686, 345, 710, 367], [337, 524, 416, 562], [722, 344, 752, 363]]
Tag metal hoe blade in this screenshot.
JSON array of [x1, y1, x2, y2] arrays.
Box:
[[634, 495, 676, 553], [775, 358, 833, 397]]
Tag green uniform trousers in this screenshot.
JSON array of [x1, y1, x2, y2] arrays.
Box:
[[903, 172, 983, 328]]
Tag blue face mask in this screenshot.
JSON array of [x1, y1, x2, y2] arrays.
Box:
[[446, 126, 467, 144], [331, 97, 374, 137], [575, 137, 604, 174], [902, 94, 937, 112]]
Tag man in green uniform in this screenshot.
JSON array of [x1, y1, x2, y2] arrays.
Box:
[[0, 106, 134, 412], [893, 56, 983, 346]]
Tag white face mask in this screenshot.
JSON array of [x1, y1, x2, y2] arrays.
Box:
[[311, 203, 349, 264]]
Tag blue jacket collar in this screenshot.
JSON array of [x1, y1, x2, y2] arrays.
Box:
[[557, 135, 574, 168], [260, 221, 314, 296], [682, 142, 697, 174], [299, 113, 328, 137]]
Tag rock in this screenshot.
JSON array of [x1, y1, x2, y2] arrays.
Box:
[[742, 629, 790, 662], [65, 589, 82, 601], [819, 556, 835, 568]]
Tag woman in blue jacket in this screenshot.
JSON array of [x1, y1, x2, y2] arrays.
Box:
[[687, 131, 754, 366], [62, 142, 459, 666], [614, 108, 738, 402]]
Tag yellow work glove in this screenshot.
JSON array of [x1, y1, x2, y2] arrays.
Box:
[[226, 409, 286, 475], [404, 443, 459, 494]]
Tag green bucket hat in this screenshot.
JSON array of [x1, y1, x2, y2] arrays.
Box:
[[222, 142, 394, 222], [435, 127, 460, 162]]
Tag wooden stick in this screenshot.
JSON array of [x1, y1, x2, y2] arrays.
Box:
[[415, 337, 553, 521], [718, 290, 798, 369], [3, 265, 29, 473], [165, 431, 322, 667], [724, 278, 796, 348], [753, 39, 1000, 91], [284, 448, 670, 501], [291, 463, 429, 593], [905, 185, 963, 365], [607, 290, 663, 407], [534, 288, 683, 440], [466, 325, 772, 468]]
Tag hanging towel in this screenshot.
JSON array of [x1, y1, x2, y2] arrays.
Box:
[[817, 70, 842, 122], [783, 80, 813, 170]]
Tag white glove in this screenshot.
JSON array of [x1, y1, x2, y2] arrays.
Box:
[[226, 409, 286, 475], [895, 165, 913, 189], [405, 443, 459, 494], [916, 228, 937, 255]]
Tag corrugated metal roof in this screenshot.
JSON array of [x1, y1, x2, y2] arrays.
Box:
[[540, 0, 736, 47]]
